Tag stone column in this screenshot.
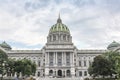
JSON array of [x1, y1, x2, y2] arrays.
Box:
[[56, 52, 58, 66], [54, 52, 55, 66], [62, 52, 64, 66], [65, 52, 66, 65], [72, 53, 74, 66], [55, 52, 57, 66], [48, 52, 49, 66], [65, 70, 66, 77], [70, 52, 72, 66], [45, 52, 48, 66]]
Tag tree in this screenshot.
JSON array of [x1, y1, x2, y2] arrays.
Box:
[[14, 59, 36, 77], [88, 55, 114, 78], [14, 60, 23, 77], [7, 59, 16, 77], [0, 50, 8, 80], [105, 51, 120, 79]]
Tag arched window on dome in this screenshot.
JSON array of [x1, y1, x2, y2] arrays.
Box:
[[67, 35, 70, 41], [63, 35, 66, 41], [53, 35, 56, 41], [49, 35, 52, 41]]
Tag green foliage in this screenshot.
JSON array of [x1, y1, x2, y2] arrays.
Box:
[[0, 50, 8, 60], [0, 49, 36, 78], [89, 78, 115, 80], [88, 55, 114, 78], [104, 51, 120, 79], [7, 59, 16, 76], [14, 59, 36, 77], [89, 51, 120, 79], [0, 50, 8, 80]]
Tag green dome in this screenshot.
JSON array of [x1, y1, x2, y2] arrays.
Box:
[[49, 15, 70, 33], [0, 41, 11, 49], [50, 23, 70, 33], [107, 41, 120, 49]]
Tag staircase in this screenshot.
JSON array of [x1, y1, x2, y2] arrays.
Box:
[[36, 78, 83, 80]]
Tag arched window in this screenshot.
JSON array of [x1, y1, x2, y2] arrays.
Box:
[[49, 70, 53, 76], [89, 61, 92, 66], [53, 35, 56, 41], [63, 35, 66, 40], [49, 35, 51, 41]]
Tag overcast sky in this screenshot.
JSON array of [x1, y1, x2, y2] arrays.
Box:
[[0, 0, 120, 50]]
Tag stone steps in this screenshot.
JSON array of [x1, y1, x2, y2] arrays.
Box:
[[36, 78, 83, 80]]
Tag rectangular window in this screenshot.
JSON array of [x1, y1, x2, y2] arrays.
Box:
[[84, 61, 86, 67], [89, 61, 91, 66], [84, 71, 87, 76], [79, 71, 82, 76], [79, 61, 81, 67], [38, 61, 40, 67]]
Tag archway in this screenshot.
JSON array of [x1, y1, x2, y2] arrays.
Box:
[[66, 70, 71, 77], [58, 70, 62, 77], [49, 70, 53, 76]]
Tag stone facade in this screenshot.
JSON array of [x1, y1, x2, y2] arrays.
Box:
[[0, 15, 120, 79]]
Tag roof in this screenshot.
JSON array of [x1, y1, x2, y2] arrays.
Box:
[[107, 41, 120, 49], [0, 41, 11, 49], [49, 15, 70, 33], [8, 50, 42, 54], [77, 49, 106, 54]]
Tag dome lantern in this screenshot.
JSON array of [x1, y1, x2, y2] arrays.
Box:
[[57, 13, 62, 23]]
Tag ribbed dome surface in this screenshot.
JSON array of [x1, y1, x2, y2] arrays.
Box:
[[107, 41, 120, 49], [49, 14, 70, 33], [0, 41, 11, 49], [49, 23, 70, 33]]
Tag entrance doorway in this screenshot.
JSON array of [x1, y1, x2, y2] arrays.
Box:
[[49, 70, 53, 76], [58, 70, 62, 77]]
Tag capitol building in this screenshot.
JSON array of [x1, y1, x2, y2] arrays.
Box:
[[0, 15, 120, 79]]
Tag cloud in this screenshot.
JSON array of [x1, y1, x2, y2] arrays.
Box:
[[0, 0, 120, 50]]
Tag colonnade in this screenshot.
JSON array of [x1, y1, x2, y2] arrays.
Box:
[[45, 52, 74, 66]]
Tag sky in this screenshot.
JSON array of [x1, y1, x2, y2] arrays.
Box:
[[0, 0, 120, 50]]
